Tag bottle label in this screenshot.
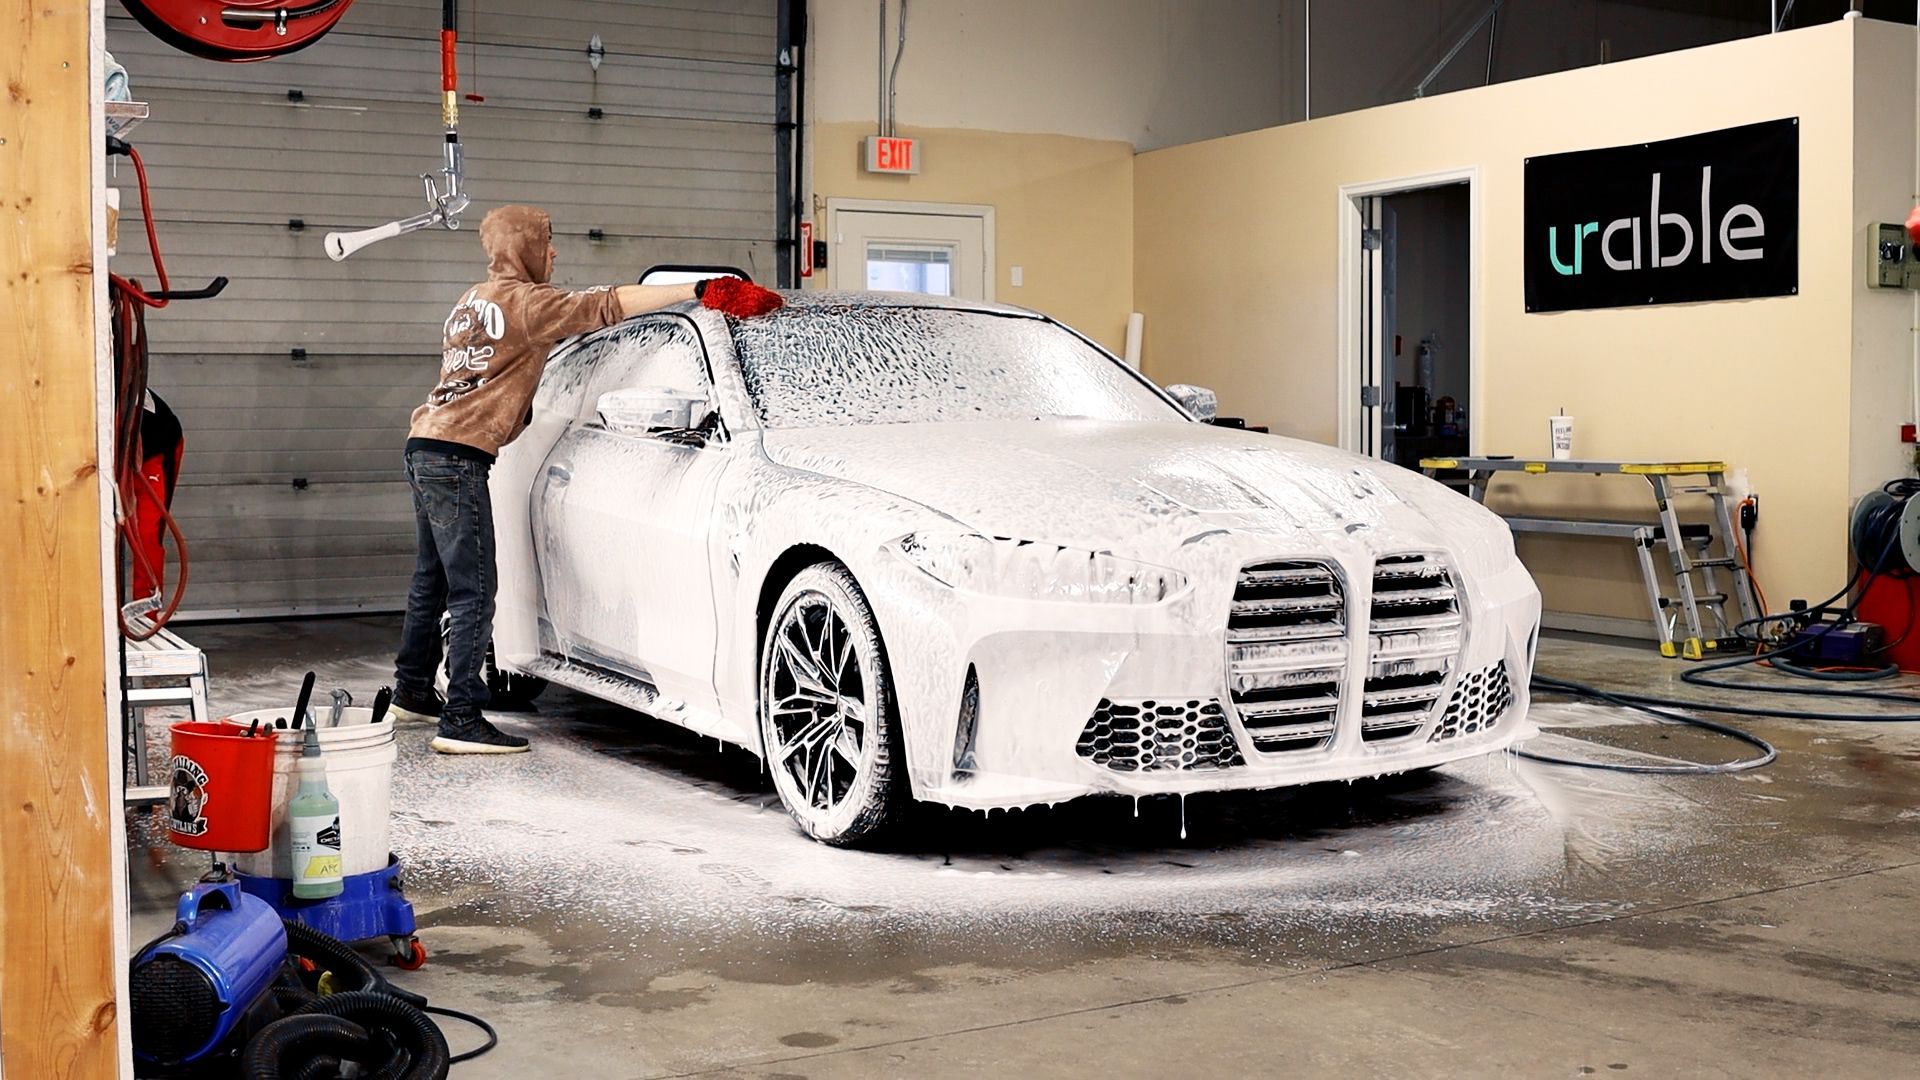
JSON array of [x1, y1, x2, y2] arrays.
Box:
[[291, 813, 343, 883]]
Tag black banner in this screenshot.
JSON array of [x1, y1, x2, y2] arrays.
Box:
[[1524, 119, 1798, 313]]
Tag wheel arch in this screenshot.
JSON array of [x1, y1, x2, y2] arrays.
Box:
[[750, 544, 906, 772], [752, 543, 844, 758], [755, 543, 844, 661]]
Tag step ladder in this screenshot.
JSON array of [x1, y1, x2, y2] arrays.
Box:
[[1421, 457, 1762, 660], [1633, 465, 1761, 660], [122, 623, 211, 804]]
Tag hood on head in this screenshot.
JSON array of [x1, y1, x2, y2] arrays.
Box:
[[480, 205, 551, 284]]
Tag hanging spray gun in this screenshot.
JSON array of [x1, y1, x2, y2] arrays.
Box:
[[323, 0, 468, 261]]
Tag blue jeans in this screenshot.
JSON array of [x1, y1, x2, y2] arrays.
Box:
[[393, 448, 494, 721]]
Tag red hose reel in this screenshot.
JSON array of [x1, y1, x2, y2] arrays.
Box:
[[118, 0, 354, 62]]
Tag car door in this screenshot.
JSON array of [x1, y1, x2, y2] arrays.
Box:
[[533, 317, 731, 712]]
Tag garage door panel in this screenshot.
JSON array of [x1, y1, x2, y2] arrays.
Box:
[[168, 482, 414, 616], [188, 553, 418, 589], [156, 352, 430, 389], [153, 352, 424, 486], [160, 379, 422, 414], [117, 92, 776, 177], [115, 144, 775, 241], [108, 0, 780, 616], [172, 482, 411, 538], [110, 24, 773, 121], [108, 2, 774, 69], [188, 531, 415, 566], [179, 575, 418, 618], [339, 0, 775, 62]]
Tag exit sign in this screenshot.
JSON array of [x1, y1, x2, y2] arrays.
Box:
[[864, 136, 921, 175]]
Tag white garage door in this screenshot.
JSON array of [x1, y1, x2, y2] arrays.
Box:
[[107, 0, 785, 617]]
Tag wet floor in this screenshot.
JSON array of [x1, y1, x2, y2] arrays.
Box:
[[128, 617, 1920, 1077]]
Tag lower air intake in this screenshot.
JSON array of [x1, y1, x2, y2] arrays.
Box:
[[1076, 699, 1245, 773], [1430, 661, 1514, 742]]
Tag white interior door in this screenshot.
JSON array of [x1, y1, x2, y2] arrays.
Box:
[[830, 206, 991, 300], [1360, 196, 1387, 458]]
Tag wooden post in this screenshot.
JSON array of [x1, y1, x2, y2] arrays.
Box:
[[1, 0, 126, 1075]]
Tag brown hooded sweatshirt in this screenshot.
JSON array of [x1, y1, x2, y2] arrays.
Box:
[[407, 205, 626, 461]]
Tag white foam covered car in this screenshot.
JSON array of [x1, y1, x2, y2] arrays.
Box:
[[491, 292, 1541, 844]]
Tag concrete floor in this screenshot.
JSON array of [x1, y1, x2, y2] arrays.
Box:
[[128, 617, 1920, 1078]]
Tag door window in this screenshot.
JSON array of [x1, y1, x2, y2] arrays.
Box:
[[577, 319, 710, 421], [865, 244, 955, 295], [830, 206, 990, 300]]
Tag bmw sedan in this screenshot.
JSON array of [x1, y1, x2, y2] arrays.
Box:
[[489, 292, 1542, 845]]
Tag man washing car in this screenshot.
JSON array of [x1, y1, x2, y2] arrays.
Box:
[[389, 204, 783, 753]]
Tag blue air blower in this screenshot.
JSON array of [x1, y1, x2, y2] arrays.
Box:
[[131, 882, 286, 1068]]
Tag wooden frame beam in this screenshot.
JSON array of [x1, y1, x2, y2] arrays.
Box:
[[1, 0, 127, 1075]]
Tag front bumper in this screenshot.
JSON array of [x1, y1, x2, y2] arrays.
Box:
[[880, 544, 1541, 811]]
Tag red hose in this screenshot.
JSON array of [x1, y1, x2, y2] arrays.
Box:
[[112, 143, 191, 639], [114, 144, 172, 308]]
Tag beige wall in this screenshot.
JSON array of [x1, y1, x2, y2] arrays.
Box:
[[1136, 23, 1878, 617], [805, 1, 1286, 349], [1850, 23, 1918, 505], [811, 122, 1134, 350], [809, 0, 1286, 150]]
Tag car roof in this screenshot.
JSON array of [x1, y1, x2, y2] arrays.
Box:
[[760, 290, 1044, 320], [550, 290, 1048, 358]]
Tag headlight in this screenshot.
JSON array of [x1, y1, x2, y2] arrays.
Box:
[[1451, 510, 1521, 580], [890, 532, 1189, 605]]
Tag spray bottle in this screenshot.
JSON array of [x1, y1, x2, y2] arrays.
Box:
[[288, 725, 343, 899]]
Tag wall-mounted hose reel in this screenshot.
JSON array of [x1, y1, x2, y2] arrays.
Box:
[[118, 0, 355, 62], [1850, 479, 1920, 576]]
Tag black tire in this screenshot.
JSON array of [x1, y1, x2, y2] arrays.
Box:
[[485, 656, 548, 709], [759, 563, 906, 846], [437, 616, 548, 708]]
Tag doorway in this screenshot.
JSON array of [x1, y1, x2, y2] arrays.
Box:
[[1339, 172, 1479, 470], [826, 199, 995, 301]]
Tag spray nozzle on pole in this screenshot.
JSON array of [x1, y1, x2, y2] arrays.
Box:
[[324, 1, 468, 261]]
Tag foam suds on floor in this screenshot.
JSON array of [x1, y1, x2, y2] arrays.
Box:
[[137, 656, 1749, 971]]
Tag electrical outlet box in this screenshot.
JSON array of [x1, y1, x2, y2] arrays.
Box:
[[1870, 223, 1920, 289]]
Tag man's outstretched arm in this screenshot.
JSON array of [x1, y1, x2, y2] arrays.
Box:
[[611, 282, 697, 318], [613, 278, 786, 320]]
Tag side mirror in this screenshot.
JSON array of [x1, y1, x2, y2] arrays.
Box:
[[1166, 383, 1218, 423], [597, 387, 711, 439]]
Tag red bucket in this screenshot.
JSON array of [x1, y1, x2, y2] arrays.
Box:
[[166, 721, 278, 853]]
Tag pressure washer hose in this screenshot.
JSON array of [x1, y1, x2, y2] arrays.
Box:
[[1522, 673, 1778, 774]]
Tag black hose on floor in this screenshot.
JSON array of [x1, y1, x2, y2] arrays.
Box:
[[1524, 506, 1920, 773], [1674, 638, 1920, 720], [425, 1004, 500, 1065], [1523, 673, 1778, 774]]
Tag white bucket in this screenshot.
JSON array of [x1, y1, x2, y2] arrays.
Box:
[[222, 707, 396, 879]]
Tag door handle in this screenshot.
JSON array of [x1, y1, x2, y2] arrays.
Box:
[[546, 463, 572, 485]]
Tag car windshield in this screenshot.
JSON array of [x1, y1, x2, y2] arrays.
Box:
[[727, 304, 1183, 429]]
